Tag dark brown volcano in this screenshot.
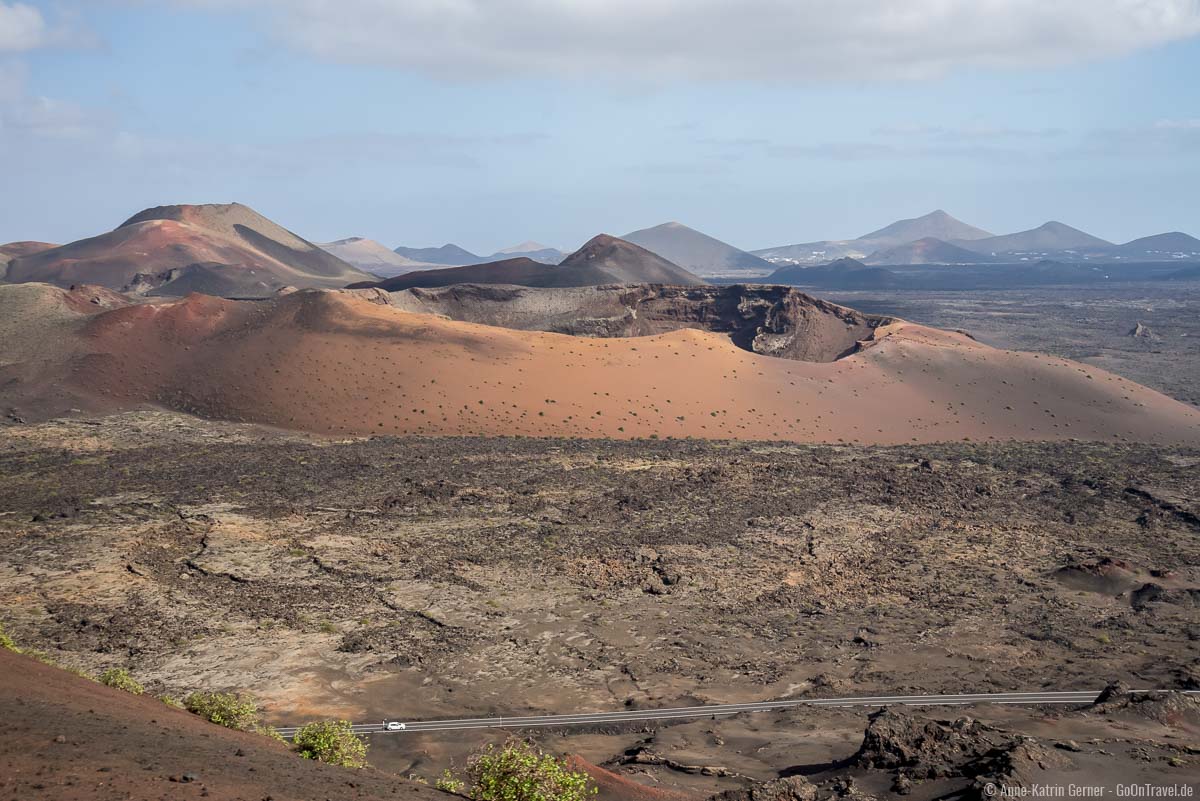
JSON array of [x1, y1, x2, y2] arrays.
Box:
[[351, 233, 705, 291], [557, 235, 705, 285]]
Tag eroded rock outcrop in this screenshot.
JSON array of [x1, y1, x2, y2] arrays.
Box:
[[364, 283, 892, 363], [708, 775, 818, 801], [1086, 682, 1200, 726], [854, 708, 1069, 793]]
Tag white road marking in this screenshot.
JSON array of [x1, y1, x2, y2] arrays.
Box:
[[273, 689, 1198, 737]]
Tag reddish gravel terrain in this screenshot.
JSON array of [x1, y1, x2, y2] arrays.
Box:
[[1, 283, 1197, 444], [567, 756, 700, 801]]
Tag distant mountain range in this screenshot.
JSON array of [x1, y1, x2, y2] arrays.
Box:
[[373, 213, 1200, 281], [755, 210, 1200, 266], [754, 210, 993, 266], [1115, 232, 1200, 260], [392, 243, 481, 266], [951, 221, 1112, 255], [621, 222, 773, 277], [6, 204, 1198, 299], [352, 234, 705, 291], [858, 209, 994, 248], [492, 241, 566, 264], [318, 237, 435, 277], [864, 237, 999, 266], [390, 224, 771, 280], [391, 241, 565, 267]]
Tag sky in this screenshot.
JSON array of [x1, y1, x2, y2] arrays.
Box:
[[0, 1, 1198, 255]]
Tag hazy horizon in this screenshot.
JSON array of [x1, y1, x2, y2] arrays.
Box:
[[1, 1, 1198, 254]]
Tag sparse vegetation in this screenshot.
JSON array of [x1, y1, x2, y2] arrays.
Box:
[[5, 417, 1200, 787], [463, 738, 595, 801], [0, 624, 95, 679], [292, 720, 369, 768], [0, 621, 15, 651], [437, 768, 467, 793], [186, 691, 261, 730], [184, 691, 286, 740], [99, 667, 145, 695]]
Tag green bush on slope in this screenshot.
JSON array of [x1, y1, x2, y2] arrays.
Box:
[[0, 621, 15, 652], [183, 691, 284, 740], [465, 738, 595, 801], [99, 667, 145, 695], [292, 720, 369, 768]]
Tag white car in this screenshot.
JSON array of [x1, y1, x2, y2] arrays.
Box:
[[385, 721, 407, 731]]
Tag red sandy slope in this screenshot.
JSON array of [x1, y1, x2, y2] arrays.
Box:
[[14, 287, 1189, 445]]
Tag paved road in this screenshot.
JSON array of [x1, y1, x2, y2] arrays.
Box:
[[275, 689, 1199, 738]]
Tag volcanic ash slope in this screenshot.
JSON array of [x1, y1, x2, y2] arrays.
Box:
[[3, 285, 1198, 445]]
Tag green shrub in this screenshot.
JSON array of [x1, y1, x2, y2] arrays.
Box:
[[436, 769, 466, 794], [0, 621, 16, 652], [256, 723, 286, 742], [159, 695, 184, 709], [183, 691, 282, 739], [184, 691, 263, 731], [292, 720, 369, 768], [100, 667, 145, 695], [466, 738, 595, 801]]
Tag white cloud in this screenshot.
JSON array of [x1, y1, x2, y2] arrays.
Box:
[[0, 61, 96, 138], [168, 0, 1200, 81], [0, 2, 45, 52]]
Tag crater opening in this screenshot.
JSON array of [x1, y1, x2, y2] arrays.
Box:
[[351, 283, 894, 363]]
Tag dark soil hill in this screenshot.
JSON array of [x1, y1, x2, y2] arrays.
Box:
[[0, 648, 442, 801]]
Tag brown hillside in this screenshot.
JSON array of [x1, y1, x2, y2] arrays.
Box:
[[0, 649, 441, 801], [0, 240, 59, 259], [6, 203, 373, 297], [2, 284, 1196, 445], [556, 235, 706, 285]]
